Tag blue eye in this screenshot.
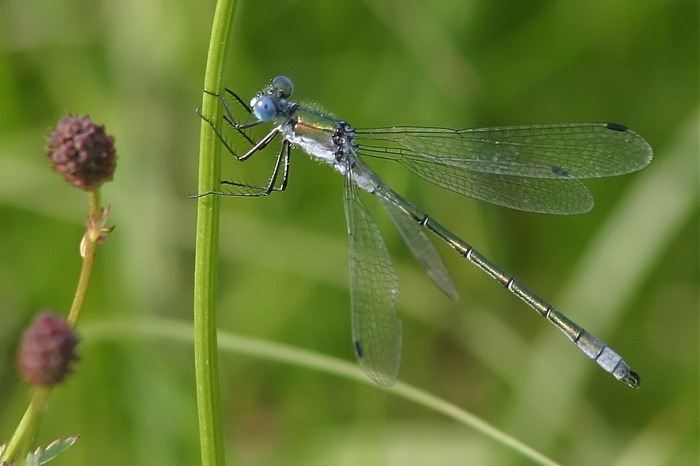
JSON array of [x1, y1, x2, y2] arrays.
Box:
[[251, 96, 276, 121]]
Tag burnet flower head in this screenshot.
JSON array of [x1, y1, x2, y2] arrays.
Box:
[[17, 311, 79, 387], [46, 115, 116, 191]]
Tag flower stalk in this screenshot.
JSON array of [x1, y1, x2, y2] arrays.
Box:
[[0, 115, 116, 465]]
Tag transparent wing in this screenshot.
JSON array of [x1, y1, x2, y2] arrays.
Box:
[[357, 123, 653, 214], [344, 175, 402, 387], [377, 195, 458, 300]]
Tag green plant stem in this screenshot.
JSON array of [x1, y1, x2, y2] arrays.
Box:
[[194, 0, 237, 465], [68, 190, 101, 326], [0, 388, 49, 465], [1, 190, 103, 464]]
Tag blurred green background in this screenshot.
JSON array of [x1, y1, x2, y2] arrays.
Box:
[[1, 0, 697, 464]]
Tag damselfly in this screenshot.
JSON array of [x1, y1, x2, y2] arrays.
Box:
[[199, 76, 651, 388]]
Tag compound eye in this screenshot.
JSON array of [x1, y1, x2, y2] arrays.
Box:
[[271, 76, 294, 98], [251, 96, 276, 121]]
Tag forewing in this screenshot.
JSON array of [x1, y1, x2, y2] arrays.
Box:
[[357, 123, 652, 214], [359, 123, 652, 177]]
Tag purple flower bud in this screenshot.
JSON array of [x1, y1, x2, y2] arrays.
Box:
[[46, 115, 116, 191], [17, 311, 79, 387]]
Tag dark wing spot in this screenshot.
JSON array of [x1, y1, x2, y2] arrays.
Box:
[[354, 340, 364, 358], [551, 166, 572, 177], [605, 122, 629, 132]]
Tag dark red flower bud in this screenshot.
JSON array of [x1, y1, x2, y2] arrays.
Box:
[[17, 312, 79, 387], [46, 115, 116, 191]]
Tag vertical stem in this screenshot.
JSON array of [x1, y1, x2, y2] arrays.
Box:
[[67, 190, 101, 326], [194, 0, 237, 464]]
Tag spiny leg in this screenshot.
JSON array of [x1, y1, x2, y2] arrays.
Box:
[[219, 140, 291, 197]]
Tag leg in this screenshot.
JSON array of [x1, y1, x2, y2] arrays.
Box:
[[194, 88, 288, 197], [198, 88, 267, 155], [218, 139, 291, 196]]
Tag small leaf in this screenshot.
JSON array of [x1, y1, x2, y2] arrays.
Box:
[[25, 436, 79, 465]]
